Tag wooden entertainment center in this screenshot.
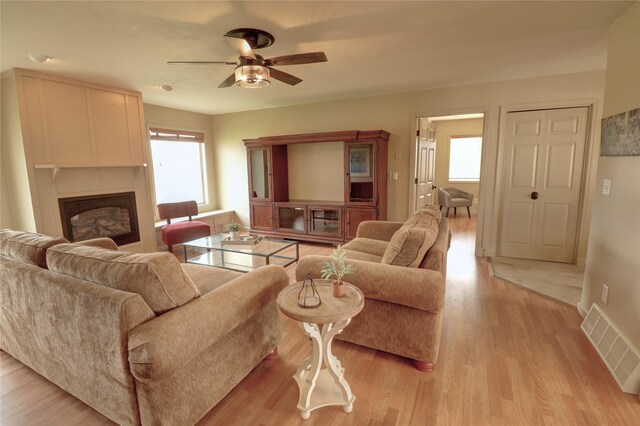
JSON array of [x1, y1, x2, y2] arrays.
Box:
[[244, 130, 389, 243]]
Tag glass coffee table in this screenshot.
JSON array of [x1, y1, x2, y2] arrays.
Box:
[[183, 234, 299, 273]]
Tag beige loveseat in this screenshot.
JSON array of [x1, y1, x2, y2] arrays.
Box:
[[296, 207, 450, 371], [0, 229, 288, 425]]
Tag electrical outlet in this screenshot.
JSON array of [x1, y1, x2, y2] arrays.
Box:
[[602, 178, 611, 195], [601, 284, 609, 304]]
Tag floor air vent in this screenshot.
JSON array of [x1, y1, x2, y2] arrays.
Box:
[[581, 304, 640, 395]]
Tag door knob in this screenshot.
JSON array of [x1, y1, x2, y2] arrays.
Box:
[[531, 191, 539, 200], [432, 185, 437, 190]]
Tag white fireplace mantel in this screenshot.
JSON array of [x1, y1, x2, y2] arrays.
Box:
[[34, 163, 148, 183]]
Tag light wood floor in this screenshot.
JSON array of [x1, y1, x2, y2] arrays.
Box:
[[2, 217, 639, 425]]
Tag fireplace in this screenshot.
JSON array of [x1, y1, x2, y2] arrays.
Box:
[[58, 192, 140, 246]]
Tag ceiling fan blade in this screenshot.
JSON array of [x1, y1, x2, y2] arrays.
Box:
[[224, 35, 256, 59], [168, 61, 237, 65], [267, 67, 302, 86], [218, 73, 237, 88], [264, 52, 327, 66]]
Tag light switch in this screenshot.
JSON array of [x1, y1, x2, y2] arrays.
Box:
[[393, 172, 398, 180], [602, 178, 611, 195], [394, 150, 401, 160]]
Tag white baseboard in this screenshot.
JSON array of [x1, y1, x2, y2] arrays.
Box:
[[577, 302, 588, 318]]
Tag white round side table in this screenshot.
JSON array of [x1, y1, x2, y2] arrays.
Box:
[[277, 280, 364, 420]]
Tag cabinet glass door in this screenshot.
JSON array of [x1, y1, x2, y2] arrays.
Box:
[[309, 207, 342, 237], [347, 143, 375, 203], [249, 148, 270, 199], [277, 205, 306, 233]]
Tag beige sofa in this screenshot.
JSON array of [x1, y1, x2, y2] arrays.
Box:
[[0, 229, 288, 425], [296, 207, 450, 371]]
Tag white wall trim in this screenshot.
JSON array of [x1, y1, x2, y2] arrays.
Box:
[[577, 302, 588, 318]]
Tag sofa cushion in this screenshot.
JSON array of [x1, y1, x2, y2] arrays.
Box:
[[381, 206, 441, 267], [73, 237, 118, 251], [342, 238, 388, 257], [344, 249, 383, 263], [47, 244, 200, 314], [0, 229, 68, 269], [180, 263, 243, 295], [411, 205, 442, 224]]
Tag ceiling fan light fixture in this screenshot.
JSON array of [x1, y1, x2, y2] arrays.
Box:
[[235, 65, 270, 88]]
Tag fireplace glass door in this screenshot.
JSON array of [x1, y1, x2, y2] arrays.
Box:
[[58, 192, 140, 246]]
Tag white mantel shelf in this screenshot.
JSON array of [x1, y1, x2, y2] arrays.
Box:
[[34, 163, 148, 182]]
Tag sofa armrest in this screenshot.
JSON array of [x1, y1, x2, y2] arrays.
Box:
[[296, 256, 445, 312], [356, 221, 404, 241], [128, 265, 289, 382], [74, 237, 118, 251]]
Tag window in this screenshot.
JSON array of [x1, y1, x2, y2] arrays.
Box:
[[149, 128, 207, 205], [448, 136, 482, 182]]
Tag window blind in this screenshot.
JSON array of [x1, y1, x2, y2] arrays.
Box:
[[149, 128, 204, 143]]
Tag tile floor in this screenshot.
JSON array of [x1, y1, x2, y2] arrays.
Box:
[[490, 256, 584, 306]]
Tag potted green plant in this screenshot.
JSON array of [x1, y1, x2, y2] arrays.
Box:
[[320, 244, 356, 297], [227, 223, 241, 240]]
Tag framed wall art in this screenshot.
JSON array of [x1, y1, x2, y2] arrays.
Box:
[[601, 107, 640, 156], [349, 145, 372, 177]]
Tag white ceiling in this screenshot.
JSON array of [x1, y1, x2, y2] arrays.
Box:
[[0, 1, 633, 115]]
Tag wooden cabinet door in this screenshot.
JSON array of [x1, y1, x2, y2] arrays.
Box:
[[308, 206, 343, 238], [40, 79, 94, 164], [21, 74, 146, 166], [275, 203, 307, 234], [250, 203, 274, 231], [345, 142, 377, 207], [345, 208, 377, 240], [247, 147, 273, 201], [90, 88, 132, 164]]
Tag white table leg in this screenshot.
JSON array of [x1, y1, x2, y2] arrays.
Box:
[[297, 322, 323, 418], [322, 319, 355, 412], [294, 319, 355, 419]]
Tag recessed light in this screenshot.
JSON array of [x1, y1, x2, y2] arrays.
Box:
[[27, 53, 51, 63], [161, 85, 174, 92]]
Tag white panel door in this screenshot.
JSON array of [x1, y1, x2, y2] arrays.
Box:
[[414, 118, 436, 211], [499, 107, 588, 262]]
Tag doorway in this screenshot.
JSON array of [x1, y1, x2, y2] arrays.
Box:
[[411, 113, 486, 217], [498, 106, 589, 263]]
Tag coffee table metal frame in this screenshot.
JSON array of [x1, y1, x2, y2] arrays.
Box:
[[183, 233, 299, 273]]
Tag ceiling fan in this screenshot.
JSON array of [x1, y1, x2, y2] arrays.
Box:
[[167, 28, 327, 89]]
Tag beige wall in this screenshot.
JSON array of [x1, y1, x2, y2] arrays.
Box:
[[580, 3, 640, 348], [210, 70, 605, 258], [287, 142, 344, 202], [433, 118, 484, 212], [143, 104, 217, 212], [0, 74, 36, 231]]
